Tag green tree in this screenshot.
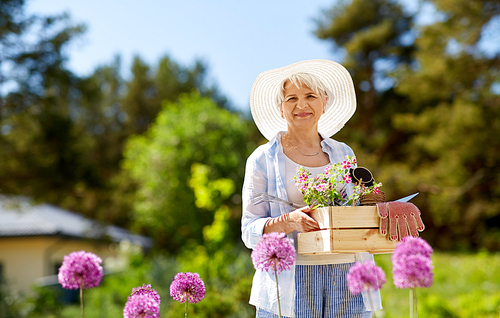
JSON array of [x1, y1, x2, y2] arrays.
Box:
[[73, 55, 224, 225], [0, 0, 233, 230], [0, 1, 128, 224], [316, 0, 415, 140], [315, 0, 500, 250], [390, 0, 500, 250], [0, 0, 91, 206], [122, 91, 254, 252]]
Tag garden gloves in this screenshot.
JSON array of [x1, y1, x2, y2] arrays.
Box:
[[376, 201, 425, 241]]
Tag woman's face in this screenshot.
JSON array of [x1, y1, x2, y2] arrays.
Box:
[[281, 81, 327, 132]]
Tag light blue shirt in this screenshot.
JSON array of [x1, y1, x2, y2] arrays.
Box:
[[241, 132, 382, 317]]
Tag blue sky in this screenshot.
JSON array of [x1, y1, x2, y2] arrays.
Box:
[[26, 0, 500, 111], [27, 0, 343, 112]]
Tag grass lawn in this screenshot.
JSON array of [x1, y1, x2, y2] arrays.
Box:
[[38, 251, 500, 318], [374, 251, 500, 318]]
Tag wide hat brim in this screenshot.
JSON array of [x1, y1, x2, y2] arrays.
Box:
[[250, 59, 356, 140]]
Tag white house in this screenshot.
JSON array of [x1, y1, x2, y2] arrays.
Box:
[[0, 195, 152, 295]]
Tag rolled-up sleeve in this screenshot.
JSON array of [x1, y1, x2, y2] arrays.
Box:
[[241, 149, 271, 249]]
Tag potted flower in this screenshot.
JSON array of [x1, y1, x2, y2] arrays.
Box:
[[293, 156, 383, 208], [294, 156, 395, 254]]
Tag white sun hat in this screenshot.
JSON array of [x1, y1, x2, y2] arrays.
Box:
[[250, 59, 357, 140]]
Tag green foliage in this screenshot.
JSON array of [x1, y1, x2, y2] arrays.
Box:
[[123, 91, 253, 252], [45, 238, 255, 318], [316, 0, 500, 250], [163, 246, 255, 318], [0, 0, 235, 231], [316, 0, 414, 140], [162, 151, 255, 317], [374, 251, 500, 317], [14, 251, 500, 318], [0, 278, 23, 318], [388, 0, 500, 250]]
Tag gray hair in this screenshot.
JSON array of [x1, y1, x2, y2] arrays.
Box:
[[275, 73, 329, 109]]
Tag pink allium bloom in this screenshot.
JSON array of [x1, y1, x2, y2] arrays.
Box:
[[346, 260, 386, 295], [123, 294, 160, 318], [58, 251, 103, 290], [392, 237, 433, 264], [393, 254, 434, 288], [130, 284, 160, 306], [392, 237, 434, 289], [170, 272, 206, 304], [251, 232, 296, 274]]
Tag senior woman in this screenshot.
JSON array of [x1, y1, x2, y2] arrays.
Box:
[[241, 60, 381, 318]]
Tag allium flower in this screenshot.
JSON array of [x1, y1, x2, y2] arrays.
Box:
[[393, 254, 434, 289], [392, 237, 434, 289], [392, 236, 433, 263], [346, 260, 386, 295], [58, 251, 103, 289], [130, 284, 160, 306], [170, 272, 206, 304], [251, 232, 296, 274], [123, 294, 160, 318]]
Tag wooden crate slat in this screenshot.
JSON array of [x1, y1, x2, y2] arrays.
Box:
[[310, 206, 380, 229], [297, 229, 395, 254]]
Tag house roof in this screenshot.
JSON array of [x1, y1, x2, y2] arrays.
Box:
[[0, 195, 152, 248]]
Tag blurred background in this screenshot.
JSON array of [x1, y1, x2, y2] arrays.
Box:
[[0, 0, 499, 317]]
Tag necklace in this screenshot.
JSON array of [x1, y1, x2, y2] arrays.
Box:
[[285, 133, 321, 156]]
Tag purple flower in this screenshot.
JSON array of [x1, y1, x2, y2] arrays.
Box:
[[346, 260, 386, 295], [393, 254, 434, 289], [392, 237, 433, 263], [170, 272, 206, 304], [58, 251, 103, 290], [123, 294, 160, 318], [251, 232, 296, 274], [130, 284, 160, 306], [392, 237, 434, 289]]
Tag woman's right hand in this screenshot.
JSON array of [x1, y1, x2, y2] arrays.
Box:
[[264, 206, 320, 235], [288, 206, 320, 233]]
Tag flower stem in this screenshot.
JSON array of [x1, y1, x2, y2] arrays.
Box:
[[409, 288, 412, 318], [409, 288, 418, 318], [80, 287, 84, 318], [274, 262, 282, 318], [414, 288, 418, 318], [185, 300, 188, 318]]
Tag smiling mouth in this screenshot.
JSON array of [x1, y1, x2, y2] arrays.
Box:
[[295, 112, 312, 117]]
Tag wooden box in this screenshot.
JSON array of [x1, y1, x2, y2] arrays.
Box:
[[297, 206, 395, 254]]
